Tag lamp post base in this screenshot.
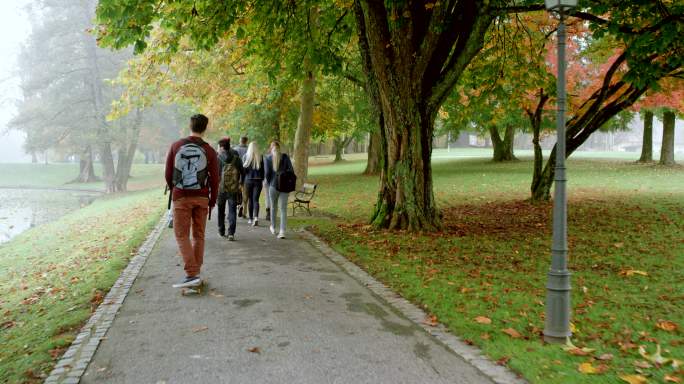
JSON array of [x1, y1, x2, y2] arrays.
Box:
[[543, 332, 570, 344]]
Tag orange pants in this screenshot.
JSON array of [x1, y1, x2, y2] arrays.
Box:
[[173, 197, 209, 277]]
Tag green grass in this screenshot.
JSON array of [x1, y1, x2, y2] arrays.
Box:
[[0, 163, 164, 191], [0, 190, 164, 383], [292, 155, 684, 384]]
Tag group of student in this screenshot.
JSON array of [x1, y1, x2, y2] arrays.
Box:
[[165, 114, 295, 288]]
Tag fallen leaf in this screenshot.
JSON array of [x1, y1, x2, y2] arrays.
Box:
[[665, 375, 682, 383], [594, 353, 613, 361], [568, 348, 590, 356], [562, 338, 596, 355], [613, 242, 624, 248], [248, 347, 261, 354], [639, 344, 671, 365], [480, 333, 490, 340], [474, 316, 492, 325], [578, 362, 598, 374], [192, 326, 208, 333], [423, 314, 438, 327], [496, 356, 510, 366], [633, 360, 652, 369], [656, 320, 678, 332], [502, 328, 522, 339], [619, 269, 648, 277], [1, 320, 15, 330], [619, 374, 648, 384]]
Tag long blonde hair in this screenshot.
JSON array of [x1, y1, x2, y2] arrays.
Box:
[[243, 142, 261, 170], [271, 141, 282, 171]]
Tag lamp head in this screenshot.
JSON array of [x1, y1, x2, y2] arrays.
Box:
[[545, 0, 578, 11]]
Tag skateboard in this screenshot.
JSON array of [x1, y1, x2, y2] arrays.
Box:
[[180, 280, 207, 296]]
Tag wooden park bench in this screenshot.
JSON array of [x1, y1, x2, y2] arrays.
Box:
[[290, 183, 317, 216]]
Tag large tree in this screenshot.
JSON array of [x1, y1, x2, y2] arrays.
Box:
[[11, 0, 152, 192], [96, 0, 684, 229]]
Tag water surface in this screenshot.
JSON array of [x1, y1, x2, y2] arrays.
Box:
[[0, 188, 100, 244]]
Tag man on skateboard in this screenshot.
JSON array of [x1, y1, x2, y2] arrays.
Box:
[[165, 114, 220, 288]]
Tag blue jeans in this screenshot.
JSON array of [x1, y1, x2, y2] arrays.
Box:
[[268, 186, 289, 233], [245, 180, 263, 220], [217, 192, 237, 236]]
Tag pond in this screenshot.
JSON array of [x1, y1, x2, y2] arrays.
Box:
[[0, 188, 101, 244]]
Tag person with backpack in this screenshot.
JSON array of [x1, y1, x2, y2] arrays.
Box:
[[264, 141, 296, 239], [165, 114, 220, 288], [242, 142, 264, 226], [233, 136, 249, 218], [217, 137, 245, 241]]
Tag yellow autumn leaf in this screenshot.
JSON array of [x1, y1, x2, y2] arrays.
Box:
[[578, 362, 599, 374], [619, 374, 648, 384], [619, 269, 649, 277]]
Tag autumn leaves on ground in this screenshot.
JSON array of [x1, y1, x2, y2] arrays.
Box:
[[0, 164, 165, 384], [298, 155, 684, 384], [0, 156, 681, 384]]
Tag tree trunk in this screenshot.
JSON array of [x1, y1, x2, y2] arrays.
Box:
[[114, 108, 143, 192], [72, 146, 98, 183], [333, 137, 344, 162], [99, 142, 116, 193], [293, 59, 316, 189], [489, 125, 517, 161], [525, 89, 549, 202], [638, 110, 653, 163], [531, 61, 648, 200], [660, 110, 676, 165], [31, 152, 37, 163], [364, 131, 382, 175], [370, 99, 439, 231]]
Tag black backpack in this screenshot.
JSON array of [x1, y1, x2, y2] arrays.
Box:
[[275, 155, 296, 193]]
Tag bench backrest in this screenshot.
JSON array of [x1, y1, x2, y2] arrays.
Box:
[[302, 183, 317, 195]]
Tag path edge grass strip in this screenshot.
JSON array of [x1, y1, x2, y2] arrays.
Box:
[[301, 229, 528, 384], [43, 215, 168, 384]]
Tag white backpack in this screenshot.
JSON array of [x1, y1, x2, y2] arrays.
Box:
[[172, 140, 208, 190]]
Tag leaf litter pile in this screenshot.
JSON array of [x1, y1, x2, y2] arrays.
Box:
[[312, 196, 683, 383]]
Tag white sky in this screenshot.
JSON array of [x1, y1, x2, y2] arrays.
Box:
[[0, 0, 32, 163]]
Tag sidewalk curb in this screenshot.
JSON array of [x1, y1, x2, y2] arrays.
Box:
[[300, 229, 528, 384], [44, 215, 167, 384]]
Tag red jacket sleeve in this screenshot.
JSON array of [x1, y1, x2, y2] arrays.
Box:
[[165, 143, 175, 189], [207, 145, 220, 207]]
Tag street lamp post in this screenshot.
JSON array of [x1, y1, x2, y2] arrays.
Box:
[[544, 0, 577, 343]]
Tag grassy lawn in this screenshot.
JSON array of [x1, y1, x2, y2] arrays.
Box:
[[0, 163, 164, 191], [293, 155, 684, 384], [0, 190, 165, 383]]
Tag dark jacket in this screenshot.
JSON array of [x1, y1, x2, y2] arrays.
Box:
[[165, 136, 220, 207], [233, 144, 248, 160], [219, 148, 245, 187], [264, 153, 294, 188], [243, 157, 264, 181]]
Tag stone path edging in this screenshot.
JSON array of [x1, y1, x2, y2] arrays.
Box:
[[300, 229, 528, 384], [44, 215, 167, 384]]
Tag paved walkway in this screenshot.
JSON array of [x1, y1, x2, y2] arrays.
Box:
[[81, 213, 495, 384]]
